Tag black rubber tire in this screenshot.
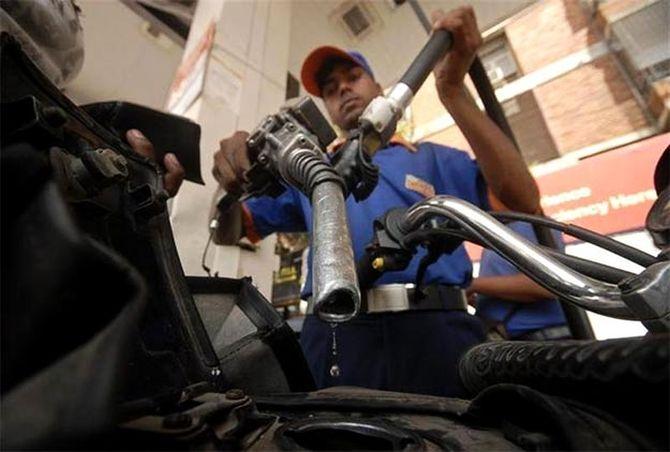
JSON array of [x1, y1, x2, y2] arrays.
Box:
[[459, 336, 669, 447]]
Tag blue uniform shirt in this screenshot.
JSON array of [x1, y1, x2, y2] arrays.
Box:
[[475, 222, 568, 337], [244, 140, 490, 295]]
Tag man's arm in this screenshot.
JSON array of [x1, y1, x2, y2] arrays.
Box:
[[441, 86, 539, 213], [431, 7, 540, 214], [468, 274, 555, 303]]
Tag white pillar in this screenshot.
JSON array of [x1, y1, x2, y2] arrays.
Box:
[[168, 0, 293, 299]]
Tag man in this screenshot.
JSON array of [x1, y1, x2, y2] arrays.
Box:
[[212, 7, 541, 397], [470, 222, 571, 341]]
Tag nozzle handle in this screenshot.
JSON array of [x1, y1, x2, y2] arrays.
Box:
[[311, 180, 361, 323], [399, 29, 453, 94]]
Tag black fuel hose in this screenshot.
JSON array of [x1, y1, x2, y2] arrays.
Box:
[[398, 29, 453, 94]]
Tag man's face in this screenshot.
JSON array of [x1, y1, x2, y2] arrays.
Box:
[[319, 61, 382, 131]]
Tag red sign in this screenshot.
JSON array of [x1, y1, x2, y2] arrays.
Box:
[[537, 133, 668, 238], [466, 133, 669, 260]]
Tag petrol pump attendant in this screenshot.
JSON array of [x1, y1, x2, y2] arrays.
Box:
[[211, 7, 541, 397]]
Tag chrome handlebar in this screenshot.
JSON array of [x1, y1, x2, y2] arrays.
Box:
[[401, 196, 637, 320]]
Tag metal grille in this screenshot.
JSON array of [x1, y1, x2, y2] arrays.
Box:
[[480, 35, 519, 87], [342, 5, 371, 36]]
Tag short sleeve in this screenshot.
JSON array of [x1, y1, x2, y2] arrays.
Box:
[[243, 188, 307, 239], [430, 144, 490, 211]]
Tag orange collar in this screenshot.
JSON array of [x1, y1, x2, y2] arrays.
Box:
[[389, 134, 418, 152], [327, 133, 418, 153]]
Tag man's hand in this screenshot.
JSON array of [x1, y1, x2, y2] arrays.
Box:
[[431, 6, 482, 102], [212, 131, 251, 194], [429, 7, 540, 214], [126, 129, 184, 197]]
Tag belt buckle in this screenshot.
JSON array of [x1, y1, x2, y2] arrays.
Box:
[[366, 284, 413, 313]]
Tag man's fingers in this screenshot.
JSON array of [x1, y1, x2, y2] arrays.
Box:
[[212, 130, 251, 194], [461, 7, 482, 51], [126, 129, 155, 159], [437, 16, 464, 35], [217, 131, 251, 182], [232, 146, 251, 180], [212, 152, 224, 183], [230, 131, 252, 177], [231, 130, 250, 142], [431, 7, 480, 49], [213, 150, 232, 183], [214, 153, 241, 193], [163, 153, 185, 197], [430, 9, 446, 28], [125, 129, 184, 197]]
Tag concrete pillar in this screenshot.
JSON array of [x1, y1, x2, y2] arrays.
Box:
[[168, 0, 293, 299]]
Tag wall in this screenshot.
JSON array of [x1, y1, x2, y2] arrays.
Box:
[[168, 0, 293, 298], [65, 1, 183, 109], [504, 0, 650, 155], [505, 0, 600, 73], [533, 53, 649, 153]]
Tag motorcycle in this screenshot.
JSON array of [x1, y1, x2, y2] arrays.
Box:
[[1, 1, 668, 449]]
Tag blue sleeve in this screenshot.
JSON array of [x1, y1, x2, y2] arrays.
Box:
[[431, 144, 490, 211], [243, 187, 307, 238]]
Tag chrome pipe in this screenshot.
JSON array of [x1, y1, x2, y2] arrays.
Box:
[[311, 180, 361, 323], [401, 196, 635, 319]]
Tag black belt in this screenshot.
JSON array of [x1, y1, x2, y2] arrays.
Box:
[[516, 325, 572, 341]]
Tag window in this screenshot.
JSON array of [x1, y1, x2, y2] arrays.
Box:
[[479, 35, 519, 87]]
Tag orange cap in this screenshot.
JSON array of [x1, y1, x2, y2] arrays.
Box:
[[300, 46, 374, 97]]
